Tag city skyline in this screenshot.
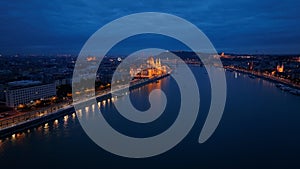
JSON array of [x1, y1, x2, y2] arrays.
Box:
[[1, 2, 300, 168]]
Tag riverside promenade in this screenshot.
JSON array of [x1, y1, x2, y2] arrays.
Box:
[[0, 74, 170, 138], [225, 66, 300, 90]]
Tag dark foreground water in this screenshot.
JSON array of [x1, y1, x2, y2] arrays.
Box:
[[1, 66, 300, 169]]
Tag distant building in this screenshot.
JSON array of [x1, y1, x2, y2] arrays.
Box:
[[219, 52, 232, 59], [130, 57, 167, 79], [0, 84, 5, 102], [5, 80, 56, 107], [55, 78, 72, 86], [277, 64, 284, 73], [248, 61, 254, 70]]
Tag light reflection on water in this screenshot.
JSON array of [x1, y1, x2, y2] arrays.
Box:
[[0, 112, 82, 149], [72, 113, 76, 120], [53, 119, 59, 129], [92, 104, 95, 112], [0, 67, 300, 169]]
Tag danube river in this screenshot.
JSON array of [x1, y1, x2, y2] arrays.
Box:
[[1, 66, 300, 169]]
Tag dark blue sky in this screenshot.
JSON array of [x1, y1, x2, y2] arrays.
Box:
[[0, 0, 299, 55]]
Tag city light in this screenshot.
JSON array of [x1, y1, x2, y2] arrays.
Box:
[[64, 115, 68, 122], [54, 119, 58, 125], [44, 123, 49, 129], [0, 1, 299, 167]]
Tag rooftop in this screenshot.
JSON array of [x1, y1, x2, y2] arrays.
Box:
[[7, 80, 42, 87]]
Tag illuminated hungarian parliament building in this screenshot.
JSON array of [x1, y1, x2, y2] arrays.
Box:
[[130, 57, 168, 79]]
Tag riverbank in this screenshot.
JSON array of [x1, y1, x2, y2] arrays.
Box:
[[0, 105, 74, 139], [0, 74, 170, 139], [226, 67, 300, 91]]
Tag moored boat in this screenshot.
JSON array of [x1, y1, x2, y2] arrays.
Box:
[[249, 75, 256, 79], [290, 89, 300, 96]]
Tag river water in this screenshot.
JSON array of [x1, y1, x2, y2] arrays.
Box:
[[0, 66, 300, 169]]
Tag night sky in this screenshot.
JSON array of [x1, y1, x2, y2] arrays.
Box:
[[0, 0, 299, 55]]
